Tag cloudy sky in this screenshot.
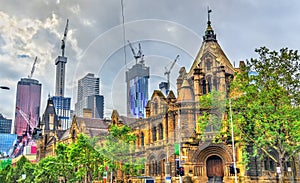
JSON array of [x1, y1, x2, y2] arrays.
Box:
[[0, 0, 300, 119]]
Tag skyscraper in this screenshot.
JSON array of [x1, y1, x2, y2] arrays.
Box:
[[0, 114, 12, 134], [75, 73, 104, 118], [55, 56, 67, 97], [51, 19, 72, 130], [126, 61, 149, 118], [14, 78, 41, 136]]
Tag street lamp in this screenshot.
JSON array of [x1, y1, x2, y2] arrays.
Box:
[[229, 98, 238, 183], [0, 86, 10, 90]]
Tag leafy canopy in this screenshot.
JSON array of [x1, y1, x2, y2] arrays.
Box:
[[230, 47, 300, 163]]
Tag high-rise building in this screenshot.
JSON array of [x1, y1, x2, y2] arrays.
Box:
[[51, 96, 71, 129], [52, 19, 71, 130], [126, 61, 149, 118], [55, 56, 67, 97], [75, 73, 104, 119], [77, 73, 100, 101], [0, 114, 12, 134], [14, 78, 41, 136]]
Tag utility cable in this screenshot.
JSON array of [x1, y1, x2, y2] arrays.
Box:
[[121, 0, 127, 69]]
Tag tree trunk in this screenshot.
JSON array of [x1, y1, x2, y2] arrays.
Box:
[[279, 157, 285, 183]]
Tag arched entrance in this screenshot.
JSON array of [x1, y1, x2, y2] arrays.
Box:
[[206, 155, 224, 183]]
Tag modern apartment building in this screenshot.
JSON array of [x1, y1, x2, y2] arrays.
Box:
[[126, 61, 149, 118], [75, 73, 104, 119]]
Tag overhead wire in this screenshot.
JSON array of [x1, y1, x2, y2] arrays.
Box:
[[121, 0, 127, 69]]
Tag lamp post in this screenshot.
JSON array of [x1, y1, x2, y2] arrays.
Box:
[[229, 98, 238, 183]]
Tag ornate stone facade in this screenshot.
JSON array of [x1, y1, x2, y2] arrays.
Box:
[[111, 16, 300, 183]]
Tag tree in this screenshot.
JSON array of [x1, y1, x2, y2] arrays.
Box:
[[33, 156, 60, 183], [69, 133, 104, 183], [98, 124, 144, 181], [0, 164, 12, 182], [6, 156, 33, 183], [197, 89, 226, 141], [55, 143, 75, 182], [230, 47, 300, 182]]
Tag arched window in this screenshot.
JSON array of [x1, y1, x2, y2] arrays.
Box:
[[149, 156, 156, 176], [141, 132, 145, 147], [213, 78, 218, 91], [206, 59, 212, 71], [202, 80, 207, 94], [158, 123, 163, 140], [153, 99, 158, 115], [152, 127, 157, 142], [207, 76, 212, 93]]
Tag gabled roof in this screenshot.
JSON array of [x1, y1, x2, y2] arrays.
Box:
[[41, 97, 59, 130], [167, 90, 176, 101], [188, 20, 235, 77], [75, 116, 109, 137], [150, 90, 167, 102]]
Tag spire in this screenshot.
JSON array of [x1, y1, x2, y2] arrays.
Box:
[[203, 7, 217, 42]]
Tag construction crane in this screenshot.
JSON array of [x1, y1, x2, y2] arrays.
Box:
[[127, 40, 143, 64], [28, 56, 38, 79], [61, 19, 69, 57], [164, 55, 180, 93]]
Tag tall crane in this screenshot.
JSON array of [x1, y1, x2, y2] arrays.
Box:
[[164, 55, 180, 92], [28, 56, 38, 79], [127, 40, 143, 64], [61, 19, 69, 57]]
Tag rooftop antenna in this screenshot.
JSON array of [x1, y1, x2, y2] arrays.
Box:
[[28, 56, 38, 79], [61, 19, 69, 57]]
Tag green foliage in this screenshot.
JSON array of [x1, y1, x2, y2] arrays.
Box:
[[230, 47, 300, 176], [53, 143, 76, 183], [98, 124, 144, 180], [197, 90, 226, 140], [69, 133, 103, 182], [33, 156, 60, 183], [5, 156, 33, 183], [0, 164, 11, 182]]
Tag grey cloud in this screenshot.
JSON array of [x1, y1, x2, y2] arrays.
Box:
[[1, 0, 300, 119]]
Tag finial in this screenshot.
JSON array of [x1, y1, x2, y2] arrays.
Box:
[[208, 7, 212, 23], [203, 7, 217, 42]]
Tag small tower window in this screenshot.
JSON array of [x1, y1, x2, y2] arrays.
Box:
[[206, 58, 212, 72]]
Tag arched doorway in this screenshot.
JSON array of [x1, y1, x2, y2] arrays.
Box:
[[206, 155, 224, 183]]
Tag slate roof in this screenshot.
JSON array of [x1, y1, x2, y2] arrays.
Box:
[[75, 117, 109, 137]]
